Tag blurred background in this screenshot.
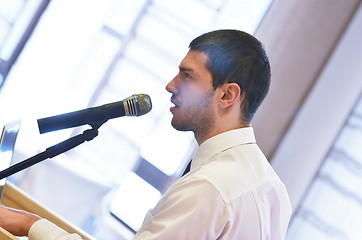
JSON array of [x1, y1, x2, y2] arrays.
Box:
[[0, 0, 361, 239]]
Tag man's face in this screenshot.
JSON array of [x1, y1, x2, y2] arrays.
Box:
[[166, 50, 216, 137]]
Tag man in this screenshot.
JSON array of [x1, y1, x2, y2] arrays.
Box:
[[0, 29, 292, 239]]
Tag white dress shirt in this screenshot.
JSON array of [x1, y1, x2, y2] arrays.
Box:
[[135, 127, 292, 239], [29, 127, 292, 240], [29, 219, 82, 240]]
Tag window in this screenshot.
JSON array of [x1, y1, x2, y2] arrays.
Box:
[[287, 94, 362, 240], [270, 5, 362, 239], [0, 0, 50, 87]]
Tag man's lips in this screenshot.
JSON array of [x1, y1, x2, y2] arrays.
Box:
[[170, 106, 178, 113], [170, 98, 180, 113]]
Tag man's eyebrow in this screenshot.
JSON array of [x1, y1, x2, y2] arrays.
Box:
[[179, 66, 194, 72]]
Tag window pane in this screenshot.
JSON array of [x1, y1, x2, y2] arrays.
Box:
[[287, 93, 362, 240], [0, 0, 42, 60], [110, 172, 161, 231]]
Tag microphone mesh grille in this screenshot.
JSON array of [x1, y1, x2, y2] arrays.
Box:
[[137, 94, 152, 116], [124, 94, 152, 116]]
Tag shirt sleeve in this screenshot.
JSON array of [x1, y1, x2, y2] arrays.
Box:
[[134, 177, 229, 240], [28, 219, 83, 240]]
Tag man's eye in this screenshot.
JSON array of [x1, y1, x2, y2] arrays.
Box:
[[184, 72, 191, 78]]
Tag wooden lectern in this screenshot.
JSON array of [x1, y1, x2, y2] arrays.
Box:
[[0, 182, 95, 240]]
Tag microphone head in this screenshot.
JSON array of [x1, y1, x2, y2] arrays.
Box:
[[123, 94, 152, 116]]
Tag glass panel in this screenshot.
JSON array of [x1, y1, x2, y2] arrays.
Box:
[[213, 0, 273, 32], [0, 0, 42, 60], [0, 20, 10, 47], [287, 93, 362, 240], [0, 0, 24, 50], [125, 37, 180, 83], [0, 0, 23, 21], [136, 15, 195, 59], [110, 172, 161, 231], [140, 115, 195, 175], [104, 0, 148, 35], [68, 31, 120, 98], [153, 0, 217, 29]]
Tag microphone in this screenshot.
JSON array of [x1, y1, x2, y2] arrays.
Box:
[[37, 94, 152, 134]]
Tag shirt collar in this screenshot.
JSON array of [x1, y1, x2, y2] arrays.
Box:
[[191, 127, 256, 170]]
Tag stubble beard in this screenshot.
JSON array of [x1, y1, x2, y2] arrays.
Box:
[[171, 90, 216, 140]]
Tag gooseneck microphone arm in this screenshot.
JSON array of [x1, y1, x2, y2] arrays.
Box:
[[0, 127, 99, 180], [0, 93, 152, 180]]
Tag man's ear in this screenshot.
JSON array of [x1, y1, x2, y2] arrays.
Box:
[[219, 83, 242, 109]]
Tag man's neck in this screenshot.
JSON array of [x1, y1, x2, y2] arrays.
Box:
[[194, 122, 250, 145]]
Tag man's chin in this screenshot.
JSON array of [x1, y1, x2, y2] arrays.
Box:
[[171, 121, 191, 132]]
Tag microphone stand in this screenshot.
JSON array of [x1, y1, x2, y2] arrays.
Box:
[[0, 127, 99, 180]]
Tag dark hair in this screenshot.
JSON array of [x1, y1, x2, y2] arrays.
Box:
[[189, 29, 271, 122]]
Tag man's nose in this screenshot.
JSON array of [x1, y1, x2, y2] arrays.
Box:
[[165, 76, 177, 94]]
